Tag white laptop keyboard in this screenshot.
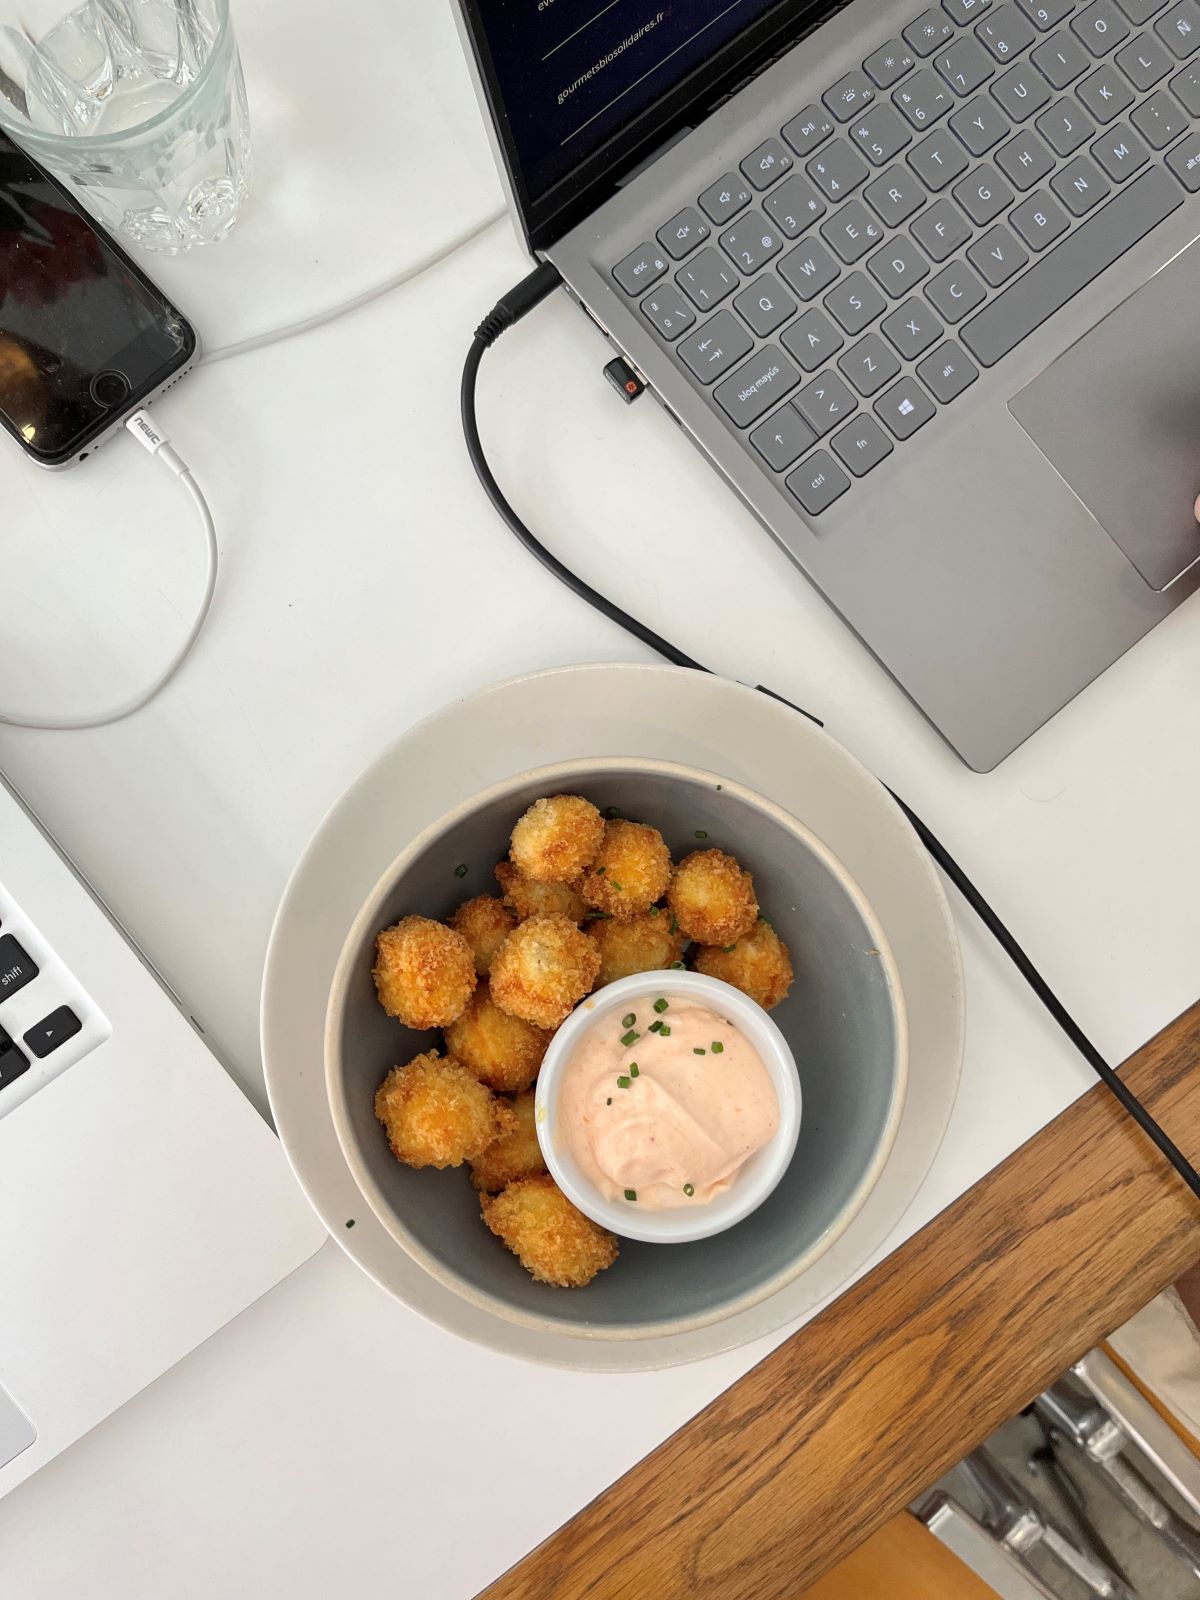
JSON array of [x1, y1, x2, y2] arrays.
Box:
[[0, 879, 110, 1119]]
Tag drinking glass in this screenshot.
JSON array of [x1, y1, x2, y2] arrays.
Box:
[[0, 0, 251, 252]]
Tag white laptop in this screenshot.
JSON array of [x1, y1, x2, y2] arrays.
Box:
[[0, 768, 325, 1496]]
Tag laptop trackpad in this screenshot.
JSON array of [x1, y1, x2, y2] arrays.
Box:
[[1010, 240, 1200, 593]]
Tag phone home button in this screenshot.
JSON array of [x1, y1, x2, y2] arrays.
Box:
[[90, 371, 131, 408]]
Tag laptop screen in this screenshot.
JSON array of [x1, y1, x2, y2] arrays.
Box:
[[458, 1, 832, 250]]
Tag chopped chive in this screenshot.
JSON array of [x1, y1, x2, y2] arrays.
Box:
[[715, 784, 723, 792], [653, 998, 668, 1013], [660, 1024, 672, 1037], [693, 1047, 706, 1055], [595, 865, 606, 876], [683, 1183, 695, 1197], [454, 863, 468, 878], [668, 913, 679, 936], [711, 1041, 724, 1054], [694, 829, 708, 840], [629, 1063, 639, 1077], [622, 1012, 637, 1028], [616, 1075, 631, 1089], [585, 910, 612, 921], [624, 1189, 637, 1202], [606, 806, 622, 819], [620, 1029, 639, 1047], [649, 904, 660, 917], [610, 879, 624, 891], [648, 1020, 663, 1034], [670, 960, 686, 970], [722, 943, 737, 953], [606, 1097, 612, 1105]]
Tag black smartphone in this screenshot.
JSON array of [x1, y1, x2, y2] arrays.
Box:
[[0, 128, 196, 469]]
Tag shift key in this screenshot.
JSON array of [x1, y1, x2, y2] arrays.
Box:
[[714, 345, 801, 426]]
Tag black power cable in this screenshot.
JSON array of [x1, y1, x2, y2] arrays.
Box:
[[461, 262, 1200, 1204]]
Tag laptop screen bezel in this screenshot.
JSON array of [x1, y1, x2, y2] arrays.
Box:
[[456, 1, 842, 253]]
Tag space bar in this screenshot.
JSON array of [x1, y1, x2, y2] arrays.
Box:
[[961, 168, 1182, 368]]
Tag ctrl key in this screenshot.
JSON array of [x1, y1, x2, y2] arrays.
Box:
[[787, 451, 851, 515], [0, 1027, 28, 1090]]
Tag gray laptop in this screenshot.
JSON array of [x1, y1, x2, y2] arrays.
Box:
[[453, 0, 1200, 770]]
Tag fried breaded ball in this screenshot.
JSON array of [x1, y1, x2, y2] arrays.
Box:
[[509, 794, 604, 884], [481, 1175, 618, 1287], [578, 819, 672, 921], [586, 909, 686, 986], [694, 919, 794, 1011], [374, 1050, 517, 1169], [489, 914, 601, 1030], [444, 982, 551, 1093], [470, 1090, 546, 1192], [449, 895, 515, 977], [667, 848, 759, 947], [372, 916, 476, 1030], [494, 861, 586, 924]]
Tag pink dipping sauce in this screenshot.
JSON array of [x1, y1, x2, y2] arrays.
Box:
[[558, 996, 780, 1211]]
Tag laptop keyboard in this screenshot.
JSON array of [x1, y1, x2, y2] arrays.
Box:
[[611, 0, 1200, 517]]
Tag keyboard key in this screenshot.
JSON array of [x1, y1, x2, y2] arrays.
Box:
[[1115, 0, 1170, 18], [936, 34, 998, 92], [750, 404, 817, 470], [1077, 60, 1137, 115], [714, 345, 800, 426], [908, 127, 971, 186], [1165, 125, 1200, 182], [779, 237, 842, 298], [1132, 85, 1189, 141], [838, 332, 902, 395], [1033, 30, 1092, 83], [874, 375, 938, 437], [912, 195, 973, 257], [960, 164, 1180, 362], [657, 207, 710, 259], [720, 211, 784, 272], [613, 243, 668, 295], [946, 0, 997, 22], [968, 221, 1031, 281], [917, 340, 981, 399], [894, 68, 957, 126], [734, 274, 797, 335], [0, 935, 38, 1001], [699, 173, 753, 225], [977, 8, 1039, 58], [1115, 31, 1174, 83], [824, 71, 878, 120], [865, 164, 928, 224], [993, 58, 1055, 114], [824, 272, 888, 333], [905, 8, 957, 54], [0, 1029, 28, 1091], [787, 451, 851, 513], [1169, 58, 1200, 105], [883, 297, 946, 356], [1036, 97, 1097, 150], [1071, 0, 1132, 51], [764, 174, 827, 234], [1017, 0, 1076, 24], [641, 284, 697, 339], [676, 247, 740, 309], [1051, 150, 1113, 209], [782, 307, 846, 370], [926, 259, 989, 318], [795, 371, 858, 434], [996, 125, 1056, 183], [678, 311, 753, 381], [868, 236, 932, 295], [807, 142, 870, 199], [821, 199, 885, 262], [1092, 120, 1151, 175], [741, 138, 794, 189], [951, 94, 1014, 151], [1156, 0, 1200, 53], [865, 40, 917, 87], [954, 161, 1016, 219], [848, 104, 913, 164], [22, 1005, 81, 1060], [831, 414, 895, 476], [1010, 187, 1072, 243], [783, 105, 836, 156]]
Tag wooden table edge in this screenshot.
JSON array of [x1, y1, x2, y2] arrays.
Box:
[[478, 1001, 1200, 1600]]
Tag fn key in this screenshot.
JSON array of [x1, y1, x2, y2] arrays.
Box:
[[23, 1006, 82, 1059]]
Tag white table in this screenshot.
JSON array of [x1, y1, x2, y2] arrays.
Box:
[[2, 27, 1199, 1598]]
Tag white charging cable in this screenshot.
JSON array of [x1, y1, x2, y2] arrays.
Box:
[[0, 410, 218, 731]]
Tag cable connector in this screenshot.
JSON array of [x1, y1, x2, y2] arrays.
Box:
[[473, 261, 562, 347], [126, 407, 187, 478]]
